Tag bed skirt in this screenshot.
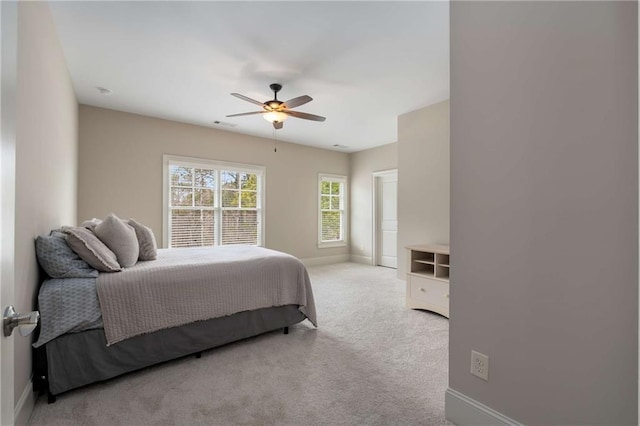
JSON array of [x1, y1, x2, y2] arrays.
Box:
[[35, 305, 306, 397]]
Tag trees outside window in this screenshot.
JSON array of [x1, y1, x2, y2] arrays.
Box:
[[164, 156, 264, 248], [318, 174, 347, 248]]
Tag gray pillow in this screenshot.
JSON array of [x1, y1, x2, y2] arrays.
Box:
[[128, 219, 158, 261], [62, 226, 122, 272], [81, 218, 102, 231], [94, 213, 139, 268], [35, 231, 99, 278]]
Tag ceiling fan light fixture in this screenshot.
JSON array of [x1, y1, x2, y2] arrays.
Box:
[[263, 111, 288, 123]]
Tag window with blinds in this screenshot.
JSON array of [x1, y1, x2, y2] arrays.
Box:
[[164, 156, 264, 248], [318, 174, 347, 248]]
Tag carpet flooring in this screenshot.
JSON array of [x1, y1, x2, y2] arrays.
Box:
[[28, 262, 450, 425]]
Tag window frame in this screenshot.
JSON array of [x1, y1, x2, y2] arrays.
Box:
[[318, 173, 348, 248], [162, 155, 266, 248]]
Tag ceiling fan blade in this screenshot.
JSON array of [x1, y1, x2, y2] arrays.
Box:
[[226, 111, 265, 118], [273, 121, 283, 130], [285, 110, 326, 122], [282, 95, 312, 109], [231, 93, 267, 108]]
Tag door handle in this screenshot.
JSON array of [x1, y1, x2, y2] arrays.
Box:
[[3, 306, 39, 337]]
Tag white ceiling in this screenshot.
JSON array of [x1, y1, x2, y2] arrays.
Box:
[[49, 1, 449, 153]]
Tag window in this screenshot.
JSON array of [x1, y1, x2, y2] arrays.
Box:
[[318, 174, 347, 247], [163, 155, 264, 248]]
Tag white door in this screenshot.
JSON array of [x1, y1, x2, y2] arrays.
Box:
[[1, 2, 18, 424], [375, 171, 398, 268]]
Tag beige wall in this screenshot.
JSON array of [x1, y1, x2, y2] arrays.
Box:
[[449, 2, 637, 424], [397, 100, 450, 277], [78, 106, 350, 261], [14, 0, 78, 416], [349, 143, 397, 264]]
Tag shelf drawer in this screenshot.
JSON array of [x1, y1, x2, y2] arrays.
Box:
[[408, 275, 449, 311]]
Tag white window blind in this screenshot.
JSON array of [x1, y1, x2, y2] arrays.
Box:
[[318, 174, 347, 247], [164, 156, 264, 248]]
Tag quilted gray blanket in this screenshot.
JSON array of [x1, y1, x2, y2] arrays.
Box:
[[96, 245, 317, 345]]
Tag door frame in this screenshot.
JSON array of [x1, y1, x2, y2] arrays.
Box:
[[371, 169, 398, 267], [1, 1, 18, 424]]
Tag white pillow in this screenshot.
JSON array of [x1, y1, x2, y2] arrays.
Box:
[[94, 213, 139, 268]]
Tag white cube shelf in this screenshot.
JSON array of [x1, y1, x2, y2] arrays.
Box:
[[406, 244, 450, 318]]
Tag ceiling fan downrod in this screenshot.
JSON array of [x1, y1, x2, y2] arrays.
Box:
[[269, 83, 282, 100]]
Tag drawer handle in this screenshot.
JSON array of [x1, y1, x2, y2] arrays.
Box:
[[419, 287, 426, 292], [445, 293, 450, 298]]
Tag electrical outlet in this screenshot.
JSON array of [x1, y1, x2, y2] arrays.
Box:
[[471, 350, 489, 381]]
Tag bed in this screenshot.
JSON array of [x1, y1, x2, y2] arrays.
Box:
[[33, 242, 317, 402]]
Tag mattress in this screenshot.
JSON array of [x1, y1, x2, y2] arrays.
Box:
[[96, 245, 317, 345]]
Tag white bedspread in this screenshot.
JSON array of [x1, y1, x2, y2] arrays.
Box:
[[96, 245, 317, 345]]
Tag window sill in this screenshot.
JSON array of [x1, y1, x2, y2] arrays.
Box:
[[318, 241, 347, 249]]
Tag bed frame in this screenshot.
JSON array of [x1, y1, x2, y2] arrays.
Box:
[[33, 305, 305, 402]]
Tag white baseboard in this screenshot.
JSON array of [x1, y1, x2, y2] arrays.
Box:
[[301, 254, 350, 267], [445, 388, 522, 426], [14, 380, 35, 426], [350, 254, 372, 265]]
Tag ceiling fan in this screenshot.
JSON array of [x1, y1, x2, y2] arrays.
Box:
[[226, 83, 326, 130]]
